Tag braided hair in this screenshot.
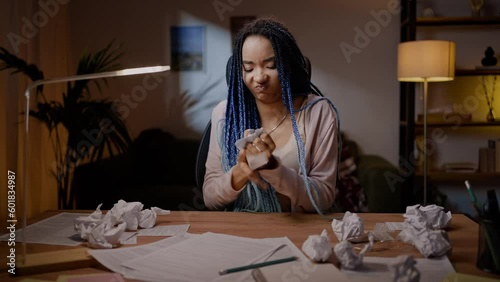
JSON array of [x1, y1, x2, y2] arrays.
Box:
[[222, 18, 336, 213]]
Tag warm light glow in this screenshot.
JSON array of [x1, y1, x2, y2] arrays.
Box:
[[398, 40, 456, 82], [115, 65, 171, 76]]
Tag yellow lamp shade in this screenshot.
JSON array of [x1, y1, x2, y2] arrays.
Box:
[[398, 40, 456, 82]]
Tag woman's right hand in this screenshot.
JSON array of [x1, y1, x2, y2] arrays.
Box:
[[230, 133, 271, 191]]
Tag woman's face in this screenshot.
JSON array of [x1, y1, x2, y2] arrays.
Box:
[[241, 35, 282, 104]]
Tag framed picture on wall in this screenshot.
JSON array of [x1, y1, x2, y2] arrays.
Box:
[[230, 16, 256, 46], [170, 26, 205, 71]]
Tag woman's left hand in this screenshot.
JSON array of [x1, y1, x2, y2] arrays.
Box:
[[245, 132, 278, 170]]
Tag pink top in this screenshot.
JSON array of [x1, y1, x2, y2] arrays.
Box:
[[202, 94, 339, 213]]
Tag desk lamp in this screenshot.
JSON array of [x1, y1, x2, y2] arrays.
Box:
[[398, 40, 455, 205], [21, 65, 170, 263]]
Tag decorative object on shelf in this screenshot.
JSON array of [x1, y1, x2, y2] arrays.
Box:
[[398, 40, 456, 205], [422, 7, 435, 18], [482, 75, 497, 122], [482, 47, 498, 67], [470, 0, 485, 17]]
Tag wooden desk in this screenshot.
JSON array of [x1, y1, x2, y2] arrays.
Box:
[[1, 211, 499, 280]]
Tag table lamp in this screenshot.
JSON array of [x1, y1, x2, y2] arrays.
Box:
[[398, 40, 456, 205], [21, 65, 170, 263]]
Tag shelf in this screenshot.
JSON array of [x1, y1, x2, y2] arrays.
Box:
[[456, 69, 500, 76], [416, 171, 500, 182], [415, 121, 500, 127], [416, 16, 500, 26]]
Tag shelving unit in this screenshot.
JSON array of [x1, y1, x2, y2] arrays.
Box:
[[415, 121, 500, 127], [399, 0, 500, 204], [416, 171, 500, 182], [456, 68, 500, 76], [415, 16, 500, 26]]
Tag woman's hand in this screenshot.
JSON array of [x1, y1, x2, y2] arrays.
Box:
[[245, 132, 278, 170], [230, 131, 277, 191]]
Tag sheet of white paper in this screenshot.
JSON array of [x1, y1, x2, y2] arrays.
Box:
[[341, 256, 455, 282], [119, 232, 138, 245], [213, 236, 309, 282], [385, 222, 405, 231], [0, 212, 88, 246], [137, 224, 190, 236], [120, 232, 288, 282], [89, 233, 198, 274]]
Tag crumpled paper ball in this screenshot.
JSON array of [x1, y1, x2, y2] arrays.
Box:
[[74, 199, 170, 249], [404, 204, 452, 230], [74, 204, 104, 240], [333, 233, 374, 270], [397, 227, 451, 258], [388, 255, 420, 282], [301, 229, 332, 262], [332, 211, 365, 241]]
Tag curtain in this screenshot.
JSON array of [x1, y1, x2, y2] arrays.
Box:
[[0, 0, 71, 230]]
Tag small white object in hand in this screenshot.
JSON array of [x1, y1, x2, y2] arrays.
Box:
[[301, 229, 332, 262], [388, 255, 420, 282], [235, 128, 264, 150], [235, 128, 269, 170], [334, 233, 374, 270], [332, 211, 365, 241]]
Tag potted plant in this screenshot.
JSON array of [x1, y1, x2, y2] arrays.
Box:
[[0, 41, 132, 209]]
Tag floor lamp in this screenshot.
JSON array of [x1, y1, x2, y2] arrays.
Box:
[[397, 40, 456, 206], [21, 65, 170, 264]]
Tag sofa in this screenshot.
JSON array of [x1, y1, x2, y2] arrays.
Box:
[[73, 129, 403, 212], [332, 136, 403, 213]]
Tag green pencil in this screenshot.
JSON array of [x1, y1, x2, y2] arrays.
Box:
[[218, 256, 298, 275]]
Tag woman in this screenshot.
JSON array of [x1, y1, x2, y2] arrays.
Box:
[[203, 18, 340, 213]]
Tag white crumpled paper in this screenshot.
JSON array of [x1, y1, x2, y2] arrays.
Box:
[[334, 233, 374, 270], [332, 212, 366, 242], [74, 199, 170, 249], [235, 128, 264, 150], [388, 255, 420, 282], [301, 229, 332, 262], [404, 204, 452, 230], [397, 227, 451, 258], [398, 204, 453, 258]]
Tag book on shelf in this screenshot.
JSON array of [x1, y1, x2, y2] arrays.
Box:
[[479, 148, 489, 173], [490, 139, 500, 173], [479, 147, 496, 173]]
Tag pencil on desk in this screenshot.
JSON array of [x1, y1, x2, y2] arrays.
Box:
[[464, 180, 481, 215], [219, 256, 298, 275]]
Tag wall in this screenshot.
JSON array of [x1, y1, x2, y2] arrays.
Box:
[[66, 0, 401, 166]]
